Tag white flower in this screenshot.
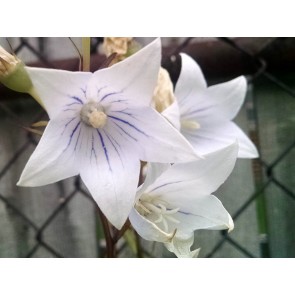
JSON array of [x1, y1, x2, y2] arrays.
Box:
[[129, 143, 237, 258], [17, 39, 199, 229], [163, 53, 258, 158]]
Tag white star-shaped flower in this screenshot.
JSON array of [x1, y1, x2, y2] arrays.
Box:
[[17, 39, 199, 229], [129, 143, 237, 258], [163, 53, 258, 158]]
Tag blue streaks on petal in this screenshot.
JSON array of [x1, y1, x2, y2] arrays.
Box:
[[64, 121, 81, 152], [90, 133, 97, 162], [110, 109, 136, 118], [74, 127, 82, 151], [103, 130, 124, 168], [61, 117, 77, 135], [97, 86, 107, 96], [97, 129, 111, 171], [149, 181, 184, 192], [178, 210, 191, 216], [100, 91, 121, 102], [69, 95, 84, 105], [109, 99, 128, 105], [66, 102, 81, 107], [112, 121, 138, 142], [108, 115, 148, 137], [81, 87, 87, 97]]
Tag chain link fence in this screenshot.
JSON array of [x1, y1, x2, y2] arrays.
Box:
[[0, 37, 294, 258]]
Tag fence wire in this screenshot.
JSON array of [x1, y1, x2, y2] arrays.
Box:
[[0, 37, 294, 258]]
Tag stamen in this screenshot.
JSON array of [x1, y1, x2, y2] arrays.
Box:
[[144, 202, 162, 214], [136, 195, 181, 233], [136, 201, 151, 215], [181, 119, 200, 130]]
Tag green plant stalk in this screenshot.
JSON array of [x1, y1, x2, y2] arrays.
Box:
[[82, 37, 91, 72], [247, 85, 270, 258], [255, 182, 270, 257]]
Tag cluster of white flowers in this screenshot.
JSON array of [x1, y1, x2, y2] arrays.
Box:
[[2, 38, 258, 257]]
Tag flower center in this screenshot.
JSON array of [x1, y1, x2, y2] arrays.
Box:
[[135, 195, 180, 232], [181, 119, 200, 130], [80, 101, 107, 128]]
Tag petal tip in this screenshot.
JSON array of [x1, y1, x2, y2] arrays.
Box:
[[227, 214, 234, 233]]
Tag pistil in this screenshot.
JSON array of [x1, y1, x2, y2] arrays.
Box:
[[80, 101, 107, 128]]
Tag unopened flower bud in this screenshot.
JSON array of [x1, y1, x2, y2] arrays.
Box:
[[0, 46, 33, 93], [102, 37, 141, 65], [0, 46, 44, 107], [152, 67, 175, 113]]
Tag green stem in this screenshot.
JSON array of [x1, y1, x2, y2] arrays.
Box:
[[96, 207, 115, 258], [82, 37, 91, 72]]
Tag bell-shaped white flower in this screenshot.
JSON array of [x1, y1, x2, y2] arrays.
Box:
[[129, 143, 237, 258], [17, 39, 199, 229], [163, 53, 258, 158]]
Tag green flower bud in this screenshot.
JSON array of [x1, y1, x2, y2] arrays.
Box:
[[0, 46, 44, 108], [0, 46, 33, 93]]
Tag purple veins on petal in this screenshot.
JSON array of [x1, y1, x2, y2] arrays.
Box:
[[108, 115, 148, 137], [69, 95, 84, 105], [103, 130, 124, 167], [74, 127, 82, 151], [110, 109, 136, 119], [149, 181, 184, 193], [81, 87, 87, 97], [112, 121, 138, 142], [97, 129, 111, 171], [90, 133, 97, 162], [61, 117, 77, 135], [109, 99, 128, 105], [66, 102, 82, 107], [63, 121, 81, 152], [100, 91, 122, 102]]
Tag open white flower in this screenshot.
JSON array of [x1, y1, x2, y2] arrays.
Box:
[[129, 142, 237, 258], [163, 53, 258, 158], [17, 39, 199, 229]]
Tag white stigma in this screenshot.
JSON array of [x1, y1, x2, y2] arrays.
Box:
[[80, 101, 107, 128]]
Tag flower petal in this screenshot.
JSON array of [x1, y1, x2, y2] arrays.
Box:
[[146, 142, 238, 196], [79, 126, 140, 229], [107, 106, 200, 163], [175, 54, 247, 123], [165, 234, 200, 258], [87, 38, 161, 107], [200, 76, 247, 121], [161, 101, 181, 130], [129, 208, 173, 243], [136, 162, 171, 199], [174, 54, 207, 115], [183, 121, 258, 158], [180, 76, 247, 124], [17, 116, 82, 186], [171, 194, 234, 234], [26, 67, 92, 119]]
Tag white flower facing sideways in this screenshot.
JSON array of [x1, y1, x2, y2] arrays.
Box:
[[17, 38, 200, 229], [129, 143, 238, 258], [162, 53, 259, 158]]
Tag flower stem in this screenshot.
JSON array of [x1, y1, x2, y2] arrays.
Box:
[[96, 207, 115, 258], [82, 37, 91, 72]]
